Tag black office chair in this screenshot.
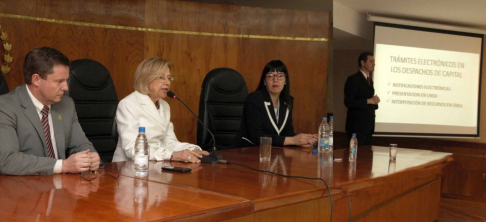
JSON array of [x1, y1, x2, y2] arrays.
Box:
[[197, 68, 248, 150], [0, 72, 9, 95], [66, 59, 118, 163]]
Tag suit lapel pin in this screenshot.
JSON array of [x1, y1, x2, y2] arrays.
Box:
[[57, 114, 62, 120]]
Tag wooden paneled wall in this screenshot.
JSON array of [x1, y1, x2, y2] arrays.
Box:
[[0, 0, 330, 144]]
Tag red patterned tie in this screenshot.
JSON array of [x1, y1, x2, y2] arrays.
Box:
[[41, 105, 55, 158], [366, 75, 370, 85]]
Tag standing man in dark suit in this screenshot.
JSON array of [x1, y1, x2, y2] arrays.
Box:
[[344, 52, 380, 146], [0, 47, 100, 175]]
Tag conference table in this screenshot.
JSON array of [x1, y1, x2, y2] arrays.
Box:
[[0, 146, 452, 221]]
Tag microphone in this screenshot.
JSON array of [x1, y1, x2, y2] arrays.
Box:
[[167, 91, 221, 164]]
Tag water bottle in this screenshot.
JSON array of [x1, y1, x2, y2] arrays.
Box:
[[349, 133, 358, 161], [318, 117, 330, 153], [329, 116, 334, 151], [134, 127, 149, 171]]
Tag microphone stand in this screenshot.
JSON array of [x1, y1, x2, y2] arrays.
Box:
[[169, 93, 221, 164]]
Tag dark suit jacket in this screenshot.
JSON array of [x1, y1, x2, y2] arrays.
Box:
[[344, 71, 378, 135], [0, 85, 95, 175], [234, 89, 296, 147]]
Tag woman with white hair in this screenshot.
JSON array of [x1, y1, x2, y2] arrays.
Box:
[[113, 57, 208, 163]]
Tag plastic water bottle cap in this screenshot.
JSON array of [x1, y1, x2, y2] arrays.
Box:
[[322, 117, 327, 122], [139, 127, 146, 133], [312, 149, 318, 155], [330, 116, 334, 120], [352, 133, 356, 137]]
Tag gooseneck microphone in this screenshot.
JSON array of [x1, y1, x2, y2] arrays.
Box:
[[167, 91, 221, 164]]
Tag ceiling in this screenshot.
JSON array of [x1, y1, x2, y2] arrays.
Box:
[[334, 0, 486, 50], [335, 0, 486, 30]]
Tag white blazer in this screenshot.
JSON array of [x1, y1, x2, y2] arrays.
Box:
[[112, 91, 200, 162]]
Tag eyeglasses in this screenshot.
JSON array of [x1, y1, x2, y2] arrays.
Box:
[[156, 76, 174, 82], [266, 72, 286, 80]]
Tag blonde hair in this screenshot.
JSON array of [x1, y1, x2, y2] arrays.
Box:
[[134, 57, 171, 94]]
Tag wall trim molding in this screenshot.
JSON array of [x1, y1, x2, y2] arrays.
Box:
[[0, 12, 328, 42]]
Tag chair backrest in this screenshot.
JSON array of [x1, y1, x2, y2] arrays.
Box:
[[0, 72, 9, 95], [197, 68, 248, 150], [66, 59, 118, 162]]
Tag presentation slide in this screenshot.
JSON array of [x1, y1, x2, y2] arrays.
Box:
[[373, 24, 482, 137]]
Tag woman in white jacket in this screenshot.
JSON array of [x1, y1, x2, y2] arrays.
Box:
[[112, 58, 209, 163]]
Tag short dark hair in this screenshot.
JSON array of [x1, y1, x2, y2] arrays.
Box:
[[358, 52, 373, 68], [23, 47, 70, 84], [256, 60, 293, 110]]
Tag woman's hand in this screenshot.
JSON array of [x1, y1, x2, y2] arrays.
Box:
[[290, 134, 317, 147], [171, 149, 210, 163]]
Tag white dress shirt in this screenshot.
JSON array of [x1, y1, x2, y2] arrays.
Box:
[[26, 86, 63, 174], [360, 69, 369, 80]]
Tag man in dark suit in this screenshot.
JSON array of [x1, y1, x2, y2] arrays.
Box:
[[344, 52, 380, 146], [0, 47, 100, 175]]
